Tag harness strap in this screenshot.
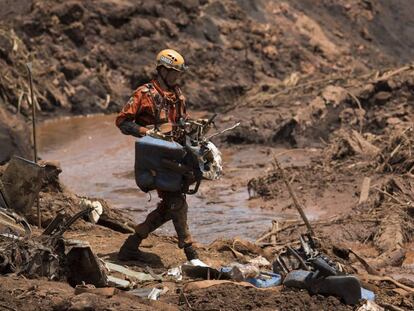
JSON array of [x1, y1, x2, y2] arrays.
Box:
[[146, 83, 162, 131]]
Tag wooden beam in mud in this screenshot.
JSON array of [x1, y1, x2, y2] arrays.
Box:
[[272, 153, 314, 236]]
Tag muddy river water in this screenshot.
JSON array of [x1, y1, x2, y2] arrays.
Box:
[[38, 114, 314, 243]]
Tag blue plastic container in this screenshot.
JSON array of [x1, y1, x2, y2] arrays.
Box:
[[220, 267, 282, 288], [135, 136, 186, 192], [246, 272, 282, 288], [361, 287, 375, 301]]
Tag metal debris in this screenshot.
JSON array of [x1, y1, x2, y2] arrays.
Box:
[[1, 156, 44, 215], [104, 261, 156, 282]]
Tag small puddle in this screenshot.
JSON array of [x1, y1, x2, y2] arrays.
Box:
[[38, 114, 313, 243]]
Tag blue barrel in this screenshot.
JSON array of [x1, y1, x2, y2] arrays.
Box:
[[135, 136, 186, 192]]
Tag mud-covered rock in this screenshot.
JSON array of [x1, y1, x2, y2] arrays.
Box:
[[69, 86, 98, 114], [53, 2, 85, 25], [373, 91, 392, 105], [61, 62, 85, 80], [0, 32, 13, 62], [63, 22, 85, 45], [0, 106, 31, 165]]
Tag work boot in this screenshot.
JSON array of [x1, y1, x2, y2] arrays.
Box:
[[118, 233, 147, 262], [184, 245, 199, 261]]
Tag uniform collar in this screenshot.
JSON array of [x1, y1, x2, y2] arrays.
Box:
[[152, 79, 170, 97]]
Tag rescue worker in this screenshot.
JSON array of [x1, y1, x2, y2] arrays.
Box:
[[115, 49, 199, 262]]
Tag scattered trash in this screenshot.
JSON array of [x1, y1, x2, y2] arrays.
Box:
[[65, 240, 107, 288], [220, 265, 281, 288], [248, 256, 271, 267], [0, 156, 44, 214], [167, 266, 182, 281], [357, 301, 384, 311], [107, 275, 131, 289], [246, 272, 282, 288], [0, 207, 30, 236], [0, 232, 61, 279], [183, 280, 282, 292], [104, 261, 156, 282], [80, 199, 103, 224], [271, 234, 368, 305], [283, 270, 362, 305], [361, 288, 375, 301], [129, 287, 163, 300], [0, 205, 109, 288], [227, 263, 260, 282], [182, 263, 222, 280]]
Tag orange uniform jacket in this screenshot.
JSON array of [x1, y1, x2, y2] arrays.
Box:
[[115, 80, 187, 137]]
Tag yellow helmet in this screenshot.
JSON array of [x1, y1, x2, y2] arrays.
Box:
[[156, 49, 187, 72]]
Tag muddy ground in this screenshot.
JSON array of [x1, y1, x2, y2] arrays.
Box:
[[1, 0, 414, 310]]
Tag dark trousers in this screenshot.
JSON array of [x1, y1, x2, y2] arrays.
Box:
[[134, 191, 193, 248]]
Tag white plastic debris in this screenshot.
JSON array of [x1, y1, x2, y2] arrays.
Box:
[[357, 301, 384, 311], [130, 288, 163, 300], [167, 266, 182, 281], [104, 261, 156, 282], [228, 263, 260, 282], [248, 256, 271, 267], [80, 199, 103, 224], [107, 275, 131, 289]]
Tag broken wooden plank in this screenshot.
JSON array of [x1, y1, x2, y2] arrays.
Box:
[[358, 177, 371, 204]]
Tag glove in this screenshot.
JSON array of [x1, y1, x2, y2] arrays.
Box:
[[146, 128, 166, 139]]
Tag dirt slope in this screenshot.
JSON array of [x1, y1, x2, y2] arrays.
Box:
[[2, 0, 413, 161], [1, 0, 410, 117]]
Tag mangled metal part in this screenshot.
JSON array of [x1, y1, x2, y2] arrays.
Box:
[[273, 234, 337, 276], [0, 180, 8, 209], [0, 236, 108, 287], [107, 275, 131, 289], [182, 260, 222, 280], [104, 261, 156, 282], [190, 141, 223, 180], [0, 207, 32, 238], [274, 235, 365, 305], [1, 156, 45, 214], [0, 208, 27, 236], [129, 287, 163, 300], [42, 206, 94, 237], [283, 270, 362, 305], [65, 239, 108, 288], [0, 208, 108, 288], [0, 234, 62, 278]]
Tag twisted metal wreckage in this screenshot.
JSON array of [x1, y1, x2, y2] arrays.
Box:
[[0, 156, 107, 287]]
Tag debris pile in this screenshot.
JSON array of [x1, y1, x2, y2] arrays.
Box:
[[377, 127, 414, 174], [372, 178, 414, 256], [243, 65, 414, 310], [0, 205, 107, 286]]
